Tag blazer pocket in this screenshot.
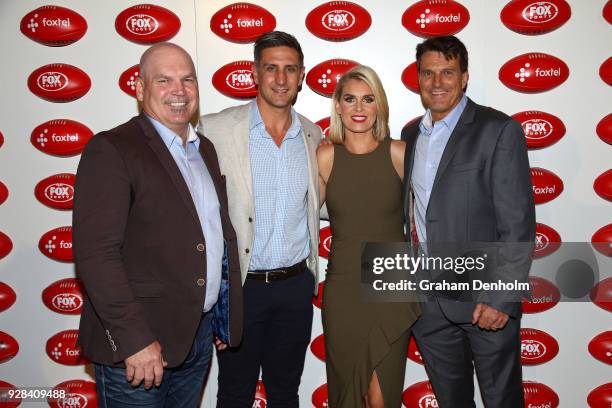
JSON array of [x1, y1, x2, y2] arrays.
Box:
[[130, 281, 164, 298], [450, 160, 484, 173]]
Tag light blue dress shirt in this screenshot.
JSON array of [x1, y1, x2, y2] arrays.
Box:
[[148, 116, 223, 312], [248, 100, 310, 270], [412, 94, 468, 246]]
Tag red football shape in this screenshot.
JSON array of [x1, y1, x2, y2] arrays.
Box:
[[499, 53, 569, 93], [0, 131, 3, 149], [35, 173, 75, 210], [588, 383, 612, 407], [20, 5, 87, 47], [522, 276, 560, 313], [312, 384, 328, 408], [306, 1, 371, 41], [407, 335, 424, 365], [401, 62, 419, 93], [533, 222, 562, 259], [315, 117, 330, 138], [589, 331, 612, 365], [402, 0, 470, 38], [0, 231, 13, 260], [46, 329, 88, 365], [31, 119, 93, 157], [115, 4, 180, 44], [592, 224, 612, 257], [594, 169, 612, 201], [531, 167, 563, 204], [520, 328, 559, 365], [313, 280, 325, 309], [210, 3, 276, 43], [310, 333, 326, 361], [402, 380, 438, 407], [49, 379, 97, 408], [39, 226, 73, 262], [605, 1, 612, 25], [253, 380, 266, 406], [306, 59, 359, 97], [597, 114, 612, 145], [0, 181, 7, 206], [319, 226, 332, 259], [212, 61, 257, 99], [42, 278, 85, 315], [500, 0, 571, 35], [118, 64, 140, 98], [28, 64, 91, 102], [0, 380, 21, 408], [0, 331, 19, 363], [0, 282, 16, 313], [512, 110, 565, 149], [590, 277, 612, 312], [600, 57, 612, 86], [523, 381, 559, 407]]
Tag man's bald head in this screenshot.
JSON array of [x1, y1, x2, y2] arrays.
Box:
[[139, 42, 195, 81]]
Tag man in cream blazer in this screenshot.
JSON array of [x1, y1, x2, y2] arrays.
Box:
[[199, 31, 321, 407]]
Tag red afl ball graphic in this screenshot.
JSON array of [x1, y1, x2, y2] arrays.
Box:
[[310, 333, 326, 361], [520, 328, 559, 365], [315, 117, 330, 138], [119, 64, 140, 98], [0, 282, 17, 313], [306, 59, 359, 97], [604, 0, 612, 25], [42, 278, 85, 315], [20, 5, 87, 46], [401, 62, 419, 93], [313, 280, 325, 309], [594, 170, 612, 202], [35, 173, 75, 210], [0, 331, 19, 363], [49, 379, 97, 408], [531, 167, 563, 204], [402, 0, 469, 38], [115, 4, 180, 44], [500, 0, 571, 35], [319, 226, 332, 259], [522, 276, 560, 313], [0, 131, 3, 149], [512, 110, 565, 149], [597, 114, 612, 145], [28, 64, 91, 102], [533, 222, 561, 259], [402, 380, 438, 407], [592, 224, 612, 257], [312, 384, 328, 408], [590, 276, 612, 312], [0, 231, 13, 260], [253, 379, 266, 407], [46, 329, 88, 365], [306, 1, 371, 41], [523, 381, 559, 407], [39, 226, 73, 262], [31, 119, 93, 157], [0, 379, 20, 407], [589, 331, 612, 365], [407, 335, 424, 365], [0, 181, 7, 206], [588, 383, 612, 407], [600, 57, 612, 86], [499, 53, 569, 93], [212, 61, 257, 99], [210, 3, 276, 43]]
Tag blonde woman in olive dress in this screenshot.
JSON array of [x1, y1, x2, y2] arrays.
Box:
[[317, 65, 421, 408]]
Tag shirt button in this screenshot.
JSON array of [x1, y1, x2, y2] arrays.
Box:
[[197, 278, 206, 286], [245, 248, 250, 254], [248, 217, 253, 222], [196, 243, 205, 252]]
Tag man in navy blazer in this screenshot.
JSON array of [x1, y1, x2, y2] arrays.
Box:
[[402, 36, 535, 407]]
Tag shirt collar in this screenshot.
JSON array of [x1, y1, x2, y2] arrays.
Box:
[[419, 94, 468, 136], [146, 114, 198, 149], [249, 98, 303, 140]]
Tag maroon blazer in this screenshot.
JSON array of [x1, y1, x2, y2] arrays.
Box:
[[73, 114, 243, 367]]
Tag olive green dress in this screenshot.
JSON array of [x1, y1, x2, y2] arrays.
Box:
[[322, 138, 421, 407]]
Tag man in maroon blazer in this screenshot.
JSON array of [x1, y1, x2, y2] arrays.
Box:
[[73, 43, 242, 407]]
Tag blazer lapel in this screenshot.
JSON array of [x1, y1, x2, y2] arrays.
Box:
[[197, 132, 224, 208], [137, 114, 201, 228]]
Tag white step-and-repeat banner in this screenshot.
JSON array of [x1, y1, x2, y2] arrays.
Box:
[[0, 1, 610, 407]]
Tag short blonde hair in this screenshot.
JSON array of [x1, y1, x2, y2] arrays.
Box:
[[329, 65, 390, 144]]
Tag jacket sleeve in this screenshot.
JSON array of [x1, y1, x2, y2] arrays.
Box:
[[73, 134, 156, 363]]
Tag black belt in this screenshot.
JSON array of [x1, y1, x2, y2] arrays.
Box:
[[247, 260, 306, 283]]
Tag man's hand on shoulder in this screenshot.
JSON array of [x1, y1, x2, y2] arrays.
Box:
[[471, 303, 509, 331], [124, 341, 167, 389]]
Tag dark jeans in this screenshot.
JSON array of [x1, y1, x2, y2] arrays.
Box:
[[95, 312, 213, 408], [217, 268, 314, 408]]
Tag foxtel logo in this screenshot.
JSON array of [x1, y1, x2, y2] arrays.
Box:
[[522, 119, 553, 139], [534, 67, 562, 77], [126, 14, 159, 35], [322, 10, 355, 31], [225, 70, 254, 90], [42, 17, 71, 27], [37, 72, 68, 90], [236, 18, 264, 28], [522, 2, 558, 23], [533, 185, 556, 195], [50, 133, 80, 143]]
